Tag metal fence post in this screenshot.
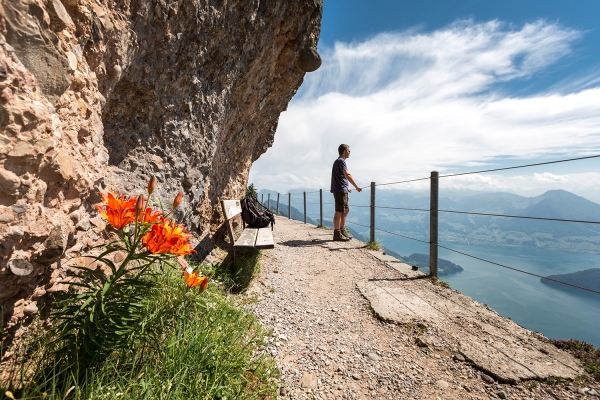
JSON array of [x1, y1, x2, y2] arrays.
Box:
[[288, 193, 291, 219], [267, 193, 270, 211], [430, 171, 439, 278], [303, 191, 307, 223], [261, 193, 264, 206], [276, 193, 280, 215], [319, 189, 323, 227], [370, 182, 376, 243]]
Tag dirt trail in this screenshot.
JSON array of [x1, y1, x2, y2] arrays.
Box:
[[243, 217, 597, 399]]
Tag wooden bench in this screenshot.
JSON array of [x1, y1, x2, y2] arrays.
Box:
[[221, 199, 274, 263]]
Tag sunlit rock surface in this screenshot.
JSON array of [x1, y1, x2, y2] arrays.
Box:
[[0, 0, 321, 349]]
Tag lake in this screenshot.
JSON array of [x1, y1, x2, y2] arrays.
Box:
[[371, 231, 600, 346]]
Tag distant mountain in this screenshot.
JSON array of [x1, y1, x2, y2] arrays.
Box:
[[371, 189, 600, 254], [541, 268, 600, 292], [495, 190, 600, 237]]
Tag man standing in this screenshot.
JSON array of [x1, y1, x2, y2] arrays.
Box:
[[330, 144, 362, 241]]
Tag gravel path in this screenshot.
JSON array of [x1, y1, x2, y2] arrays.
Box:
[[241, 217, 598, 399]]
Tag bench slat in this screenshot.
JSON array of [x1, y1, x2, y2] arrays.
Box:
[[221, 200, 242, 220], [255, 228, 275, 249], [234, 228, 258, 250]]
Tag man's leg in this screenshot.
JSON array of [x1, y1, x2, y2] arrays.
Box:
[[340, 210, 348, 231], [334, 211, 342, 230], [340, 210, 352, 238], [332, 193, 349, 241]]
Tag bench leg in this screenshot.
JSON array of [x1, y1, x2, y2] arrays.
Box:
[[231, 244, 236, 267]]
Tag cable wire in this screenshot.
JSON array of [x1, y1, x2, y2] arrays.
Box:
[[437, 243, 600, 296], [439, 154, 600, 178], [372, 206, 600, 225], [370, 177, 431, 188], [375, 206, 429, 212], [373, 227, 431, 245], [346, 221, 370, 229], [366, 154, 600, 188], [438, 209, 600, 225]]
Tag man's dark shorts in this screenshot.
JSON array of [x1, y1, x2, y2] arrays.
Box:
[[333, 192, 349, 213]]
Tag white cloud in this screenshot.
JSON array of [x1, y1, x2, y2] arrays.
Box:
[[533, 172, 566, 183], [250, 20, 600, 202]]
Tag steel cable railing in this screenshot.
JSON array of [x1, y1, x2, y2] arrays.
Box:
[[361, 224, 600, 296], [360, 205, 600, 225], [258, 153, 600, 297]]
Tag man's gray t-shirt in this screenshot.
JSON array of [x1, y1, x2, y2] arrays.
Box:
[[330, 157, 348, 193]]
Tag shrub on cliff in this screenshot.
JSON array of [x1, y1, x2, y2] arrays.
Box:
[[246, 183, 258, 199], [551, 339, 600, 380]]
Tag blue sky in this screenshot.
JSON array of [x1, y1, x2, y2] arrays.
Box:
[[250, 0, 600, 201], [318, 0, 600, 96]]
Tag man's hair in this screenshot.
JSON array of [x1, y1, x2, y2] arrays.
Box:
[[338, 144, 349, 155]]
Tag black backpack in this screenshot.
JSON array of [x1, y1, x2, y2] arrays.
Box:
[[241, 197, 275, 229]]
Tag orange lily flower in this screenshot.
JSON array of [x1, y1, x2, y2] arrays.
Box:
[[142, 219, 195, 256], [95, 192, 138, 230], [177, 256, 209, 291], [138, 207, 163, 224]]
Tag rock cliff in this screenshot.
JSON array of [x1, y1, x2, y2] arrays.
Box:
[[0, 0, 321, 347]]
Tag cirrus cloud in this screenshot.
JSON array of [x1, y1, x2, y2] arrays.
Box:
[[250, 20, 600, 202]]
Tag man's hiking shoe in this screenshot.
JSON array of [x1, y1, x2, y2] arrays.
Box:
[[340, 229, 352, 239], [333, 229, 350, 241]]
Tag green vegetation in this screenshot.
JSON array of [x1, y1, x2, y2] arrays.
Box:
[[364, 241, 382, 251], [3, 258, 278, 399], [246, 183, 258, 199], [550, 339, 600, 381], [427, 276, 451, 289], [214, 250, 262, 294]]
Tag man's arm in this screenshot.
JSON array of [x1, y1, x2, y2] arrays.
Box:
[[343, 170, 362, 192]]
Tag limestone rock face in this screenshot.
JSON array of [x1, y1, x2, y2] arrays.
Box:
[[0, 0, 321, 346]]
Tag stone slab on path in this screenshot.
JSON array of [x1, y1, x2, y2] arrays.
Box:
[[357, 279, 584, 383], [365, 249, 402, 263], [385, 261, 425, 278], [245, 217, 590, 399]]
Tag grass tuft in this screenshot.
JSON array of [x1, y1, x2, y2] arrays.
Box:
[[428, 276, 451, 289], [4, 263, 278, 399], [364, 241, 382, 251], [208, 251, 262, 294]]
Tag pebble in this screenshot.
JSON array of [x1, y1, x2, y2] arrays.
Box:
[[453, 353, 465, 362], [481, 373, 494, 384], [436, 379, 449, 389], [497, 390, 507, 399], [299, 373, 317, 388], [0, 213, 15, 222], [24, 302, 39, 315], [367, 352, 381, 362], [11, 203, 29, 213]]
